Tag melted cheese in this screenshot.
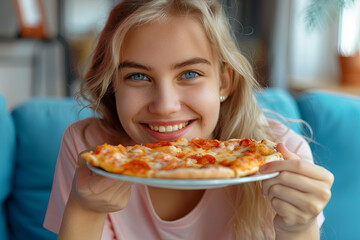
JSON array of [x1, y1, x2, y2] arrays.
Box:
[[84, 137, 283, 176]]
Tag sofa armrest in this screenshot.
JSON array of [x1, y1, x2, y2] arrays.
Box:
[[297, 91, 360, 239], [7, 97, 92, 240], [257, 88, 303, 133], [0, 95, 16, 240]]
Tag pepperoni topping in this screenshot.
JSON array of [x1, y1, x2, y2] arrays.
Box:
[[219, 159, 235, 167], [94, 146, 102, 154], [122, 160, 150, 174], [191, 138, 220, 150], [239, 138, 256, 147], [189, 154, 216, 165], [176, 152, 186, 158], [145, 140, 172, 148]]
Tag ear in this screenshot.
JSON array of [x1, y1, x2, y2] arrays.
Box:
[[219, 64, 233, 97]]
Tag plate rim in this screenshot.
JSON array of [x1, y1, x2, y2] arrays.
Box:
[[87, 162, 279, 189]]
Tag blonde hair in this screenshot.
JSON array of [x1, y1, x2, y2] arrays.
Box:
[[79, 0, 275, 239]]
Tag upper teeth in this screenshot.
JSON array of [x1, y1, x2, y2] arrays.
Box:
[[149, 122, 189, 133]]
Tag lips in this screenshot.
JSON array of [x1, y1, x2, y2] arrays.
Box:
[[142, 120, 193, 141], [148, 122, 189, 133]]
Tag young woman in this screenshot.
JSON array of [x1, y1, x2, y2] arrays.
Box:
[[44, 0, 333, 239]]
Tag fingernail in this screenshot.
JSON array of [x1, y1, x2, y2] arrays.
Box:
[[259, 165, 267, 173]]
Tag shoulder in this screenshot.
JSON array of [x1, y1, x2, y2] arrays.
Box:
[[267, 119, 313, 162], [63, 117, 112, 151], [64, 117, 98, 140]]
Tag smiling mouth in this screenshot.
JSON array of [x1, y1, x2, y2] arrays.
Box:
[[147, 121, 190, 133]]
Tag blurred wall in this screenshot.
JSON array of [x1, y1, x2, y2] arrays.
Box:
[[270, 0, 339, 88], [0, 0, 344, 110]]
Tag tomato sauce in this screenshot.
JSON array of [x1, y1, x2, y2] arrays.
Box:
[[145, 141, 172, 148], [189, 154, 216, 164], [191, 138, 220, 150]]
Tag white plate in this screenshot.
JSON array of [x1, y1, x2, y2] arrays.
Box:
[[87, 162, 279, 189]]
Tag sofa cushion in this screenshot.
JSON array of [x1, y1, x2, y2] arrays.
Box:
[[0, 95, 16, 240], [8, 97, 92, 240], [297, 91, 360, 239], [256, 88, 302, 133]]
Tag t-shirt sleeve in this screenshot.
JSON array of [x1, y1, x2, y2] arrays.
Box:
[[43, 126, 79, 233]]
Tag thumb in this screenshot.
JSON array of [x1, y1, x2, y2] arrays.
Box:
[[276, 143, 301, 160], [73, 151, 94, 189]]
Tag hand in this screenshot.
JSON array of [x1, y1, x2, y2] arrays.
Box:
[[260, 143, 334, 237], [71, 151, 133, 213]]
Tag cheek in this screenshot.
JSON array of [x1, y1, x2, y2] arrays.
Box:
[[185, 85, 220, 125], [114, 89, 142, 130], [204, 95, 221, 127]]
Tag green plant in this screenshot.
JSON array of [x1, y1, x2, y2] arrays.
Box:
[[305, 0, 360, 54], [305, 0, 356, 30]]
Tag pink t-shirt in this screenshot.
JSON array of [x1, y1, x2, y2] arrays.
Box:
[[43, 117, 324, 239]]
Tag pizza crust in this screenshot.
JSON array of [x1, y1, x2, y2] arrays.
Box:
[[232, 153, 283, 177], [233, 166, 260, 178]]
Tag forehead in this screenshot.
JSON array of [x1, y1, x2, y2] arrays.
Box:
[[120, 15, 217, 64]]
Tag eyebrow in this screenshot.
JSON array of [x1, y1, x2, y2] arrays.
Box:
[[171, 57, 211, 69], [118, 57, 211, 71], [118, 61, 151, 71]]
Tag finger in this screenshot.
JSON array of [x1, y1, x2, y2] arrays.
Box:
[[267, 184, 305, 209], [104, 182, 133, 212], [271, 196, 319, 229], [77, 148, 96, 168], [271, 199, 315, 231], [86, 173, 114, 193], [276, 143, 301, 160], [260, 159, 333, 183], [261, 171, 330, 195], [266, 183, 324, 216], [76, 153, 94, 186], [111, 181, 133, 203], [96, 178, 132, 196]]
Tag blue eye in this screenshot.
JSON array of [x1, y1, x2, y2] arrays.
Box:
[[181, 71, 199, 79], [129, 73, 149, 81]]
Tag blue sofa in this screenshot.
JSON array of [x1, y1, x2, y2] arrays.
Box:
[[0, 88, 359, 240]]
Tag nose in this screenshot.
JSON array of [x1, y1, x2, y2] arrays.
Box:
[[148, 82, 181, 116]]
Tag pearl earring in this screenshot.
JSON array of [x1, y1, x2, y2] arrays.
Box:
[[220, 96, 226, 102]]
